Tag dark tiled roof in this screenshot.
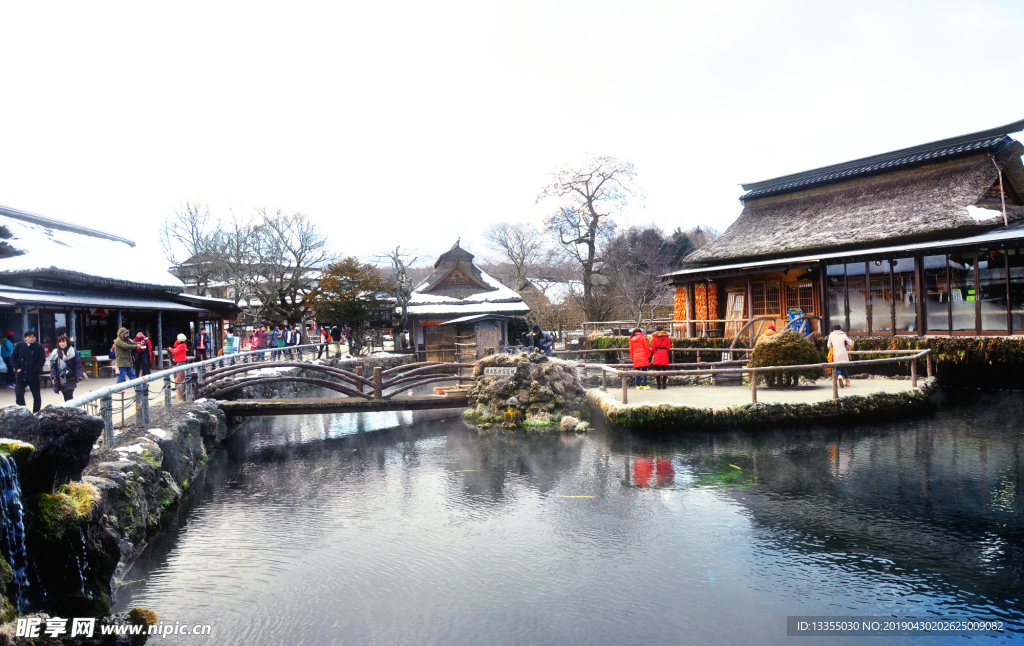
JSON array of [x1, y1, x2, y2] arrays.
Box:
[[740, 119, 1024, 202]]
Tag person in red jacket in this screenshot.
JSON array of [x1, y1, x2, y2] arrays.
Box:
[[650, 325, 672, 390], [170, 333, 189, 400], [628, 328, 651, 389]]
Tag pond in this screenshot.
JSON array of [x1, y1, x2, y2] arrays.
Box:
[[115, 390, 1024, 645]]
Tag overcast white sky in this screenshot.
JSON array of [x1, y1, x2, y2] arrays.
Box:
[[2, 0, 1023, 266]]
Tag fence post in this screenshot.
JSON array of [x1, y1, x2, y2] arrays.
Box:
[[373, 367, 382, 399], [135, 382, 150, 427], [355, 366, 364, 394], [750, 369, 757, 403], [926, 352, 933, 378], [710, 366, 717, 386], [621, 374, 628, 404], [911, 358, 918, 388], [832, 369, 839, 400], [100, 394, 114, 446], [601, 367, 607, 389], [186, 368, 195, 402], [164, 376, 173, 410]]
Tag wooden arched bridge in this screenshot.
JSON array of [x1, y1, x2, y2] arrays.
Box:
[[200, 360, 472, 420]]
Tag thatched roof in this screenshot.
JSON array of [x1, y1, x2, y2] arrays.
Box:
[[416, 240, 494, 297], [686, 120, 1024, 265]]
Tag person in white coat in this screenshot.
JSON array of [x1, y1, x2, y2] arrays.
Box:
[[827, 325, 854, 388]]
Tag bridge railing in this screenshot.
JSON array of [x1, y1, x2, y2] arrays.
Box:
[[63, 343, 327, 446], [199, 360, 471, 401]]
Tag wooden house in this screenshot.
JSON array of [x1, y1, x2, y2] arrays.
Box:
[[666, 119, 1024, 341], [406, 242, 529, 360]]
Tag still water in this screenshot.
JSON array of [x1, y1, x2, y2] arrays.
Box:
[[115, 390, 1024, 645]]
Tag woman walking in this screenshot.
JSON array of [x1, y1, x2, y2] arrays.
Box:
[[49, 335, 85, 402], [170, 333, 189, 399], [650, 326, 672, 390], [827, 325, 854, 388]]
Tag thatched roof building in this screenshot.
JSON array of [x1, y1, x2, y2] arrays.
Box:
[[665, 119, 1024, 341], [406, 241, 528, 360], [686, 119, 1024, 265]]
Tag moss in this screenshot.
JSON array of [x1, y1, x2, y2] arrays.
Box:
[[32, 482, 100, 542], [0, 556, 11, 592], [129, 607, 159, 626], [0, 440, 34, 462], [0, 595, 12, 624], [140, 449, 162, 469]]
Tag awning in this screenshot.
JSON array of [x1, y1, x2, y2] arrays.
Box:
[[0, 287, 205, 312]]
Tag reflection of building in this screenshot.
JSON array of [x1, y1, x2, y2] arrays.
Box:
[[0, 204, 237, 361], [667, 119, 1024, 338], [406, 242, 529, 361]]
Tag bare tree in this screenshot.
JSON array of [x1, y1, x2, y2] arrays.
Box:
[[374, 246, 417, 350], [484, 222, 546, 292], [160, 201, 219, 294], [537, 156, 638, 321], [602, 226, 672, 324]]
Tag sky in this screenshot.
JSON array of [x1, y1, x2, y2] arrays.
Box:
[[2, 0, 1024, 267]]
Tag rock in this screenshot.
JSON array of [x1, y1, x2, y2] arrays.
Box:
[[0, 406, 103, 495], [560, 415, 581, 431], [467, 353, 585, 431]]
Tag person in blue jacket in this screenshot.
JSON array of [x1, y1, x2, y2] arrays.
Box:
[[1, 330, 14, 388]]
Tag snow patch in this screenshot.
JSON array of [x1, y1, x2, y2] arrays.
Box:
[[966, 205, 1001, 222], [115, 443, 145, 454], [369, 351, 402, 358], [146, 428, 167, 439]]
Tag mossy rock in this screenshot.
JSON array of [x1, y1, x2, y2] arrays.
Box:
[[749, 331, 824, 387], [129, 607, 159, 626], [31, 481, 100, 542], [0, 439, 34, 462]]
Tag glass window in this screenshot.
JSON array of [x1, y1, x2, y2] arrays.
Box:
[[826, 265, 845, 328], [1010, 249, 1024, 332], [846, 263, 867, 334], [949, 252, 977, 332], [979, 250, 1009, 332], [891, 257, 917, 332], [752, 281, 780, 316], [869, 260, 892, 333], [924, 254, 949, 332]]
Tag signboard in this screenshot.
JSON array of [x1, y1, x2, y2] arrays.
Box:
[[484, 367, 518, 376]]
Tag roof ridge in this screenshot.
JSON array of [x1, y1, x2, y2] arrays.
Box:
[[740, 118, 1024, 201], [0, 204, 136, 247]]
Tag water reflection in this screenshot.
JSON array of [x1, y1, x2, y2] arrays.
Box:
[[117, 390, 1023, 645]]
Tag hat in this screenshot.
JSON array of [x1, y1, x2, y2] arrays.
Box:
[[767, 324, 776, 330], [3, 330, 12, 337], [177, 333, 187, 342], [655, 326, 664, 332], [532, 325, 541, 332]]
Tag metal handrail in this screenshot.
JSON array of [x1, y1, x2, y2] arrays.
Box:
[[63, 343, 326, 445]]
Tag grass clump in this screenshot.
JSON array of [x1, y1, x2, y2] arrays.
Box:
[[749, 331, 824, 387]]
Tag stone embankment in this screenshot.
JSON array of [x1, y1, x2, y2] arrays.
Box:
[[588, 377, 940, 431]]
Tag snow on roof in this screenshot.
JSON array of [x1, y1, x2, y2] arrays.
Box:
[[406, 301, 530, 316], [408, 268, 524, 305], [0, 287, 203, 311], [0, 206, 183, 290]]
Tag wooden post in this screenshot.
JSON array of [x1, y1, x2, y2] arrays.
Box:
[[710, 366, 717, 386], [926, 353, 933, 378], [373, 367, 382, 399], [165, 376, 173, 410], [135, 383, 149, 426], [157, 312, 164, 369], [100, 394, 113, 446], [356, 366, 364, 394], [621, 375, 628, 404], [601, 367, 607, 389], [750, 368, 757, 403], [832, 369, 839, 400], [911, 358, 918, 388]]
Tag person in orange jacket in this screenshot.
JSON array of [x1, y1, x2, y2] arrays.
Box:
[[650, 326, 672, 390], [628, 328, 651, 389]]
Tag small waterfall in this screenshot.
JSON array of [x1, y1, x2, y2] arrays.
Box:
[[72, 527, 90, 598], [0, 454, 29, 611]]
